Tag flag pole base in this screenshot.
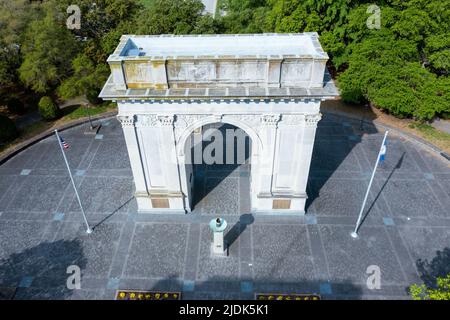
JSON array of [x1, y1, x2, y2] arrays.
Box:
[[86, 228, 93, 234], [350, 231, 359, 238], [84, 124, 101, 135]]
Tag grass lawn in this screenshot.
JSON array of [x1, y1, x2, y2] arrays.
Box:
[[63, 104, 112, 120], [0, 102, 117, 156], [322, 99, 450, 154], [408, 122, 450, 148]]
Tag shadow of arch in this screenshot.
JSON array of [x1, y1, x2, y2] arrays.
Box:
[[0, 239, 87, 300], [186, 123, 252, 213], [305, 110, 379, 212]]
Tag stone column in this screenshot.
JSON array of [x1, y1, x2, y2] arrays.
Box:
[[255, 114, 280, 210], [132, 114, 186, 213], [265, 114, 307, 213], [156, 115, 185, 211], [293, 113, 322, 211], [117, 115, 149, 203]]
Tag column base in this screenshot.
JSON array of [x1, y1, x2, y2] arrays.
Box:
[[253, 193, 307, 215], [251, 209, 305, 216], [135, 192, 186, 214]]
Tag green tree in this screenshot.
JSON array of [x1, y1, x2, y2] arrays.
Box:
[[218, 0, 268, 33], [410, 275, 450, 300], [335, 2, 449, 120], [57, 54, 109, 103], [0, 47, 21, 87], [51, 0, 144, 104], [192, 15, 223, 34], [136, 0, 206, 34], [18, 15, 79, 93], [6, 98, 25, 115], [337, 34, 449, 120], [46, 0, 142, 41], [0, 114, 18, 143], [424, 34, 450, 76], [0, 0, 45, 88], [38, 96, 59, 120]]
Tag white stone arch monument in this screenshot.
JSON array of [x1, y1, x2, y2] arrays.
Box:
[[100, 33, 339, 214]]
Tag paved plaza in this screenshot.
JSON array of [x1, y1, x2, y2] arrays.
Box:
[[0, 113, 449, 300]]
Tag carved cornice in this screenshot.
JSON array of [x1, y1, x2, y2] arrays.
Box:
[[174, 114, 205, 129], [279, 114, 306, 126], [135, 114, 159, 127], [260, 114, 280, 127], [158, 115, 175, 126], [134, 114, 176, 127], [228, 114, 260, 128], [305, 113, 322, 127]]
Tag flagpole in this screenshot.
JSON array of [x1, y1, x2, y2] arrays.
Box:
[[351, 130, 389, 238], [55, 129, 92, 234]]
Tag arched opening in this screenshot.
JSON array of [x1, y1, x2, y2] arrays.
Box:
[[182, 122, 252, 214]]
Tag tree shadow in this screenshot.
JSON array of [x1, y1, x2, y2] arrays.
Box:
[[416, 247, 450, 288], [146, 275, 363, 300], [60, 104, 82, 116], [0, 240, 87, 300]]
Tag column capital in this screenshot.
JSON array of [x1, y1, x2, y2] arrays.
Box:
[[158, 115, 175, 126], [305, 113, 322, 127], [117, 115, 135, 128], [260, 114, 280, 127], [134, 114, 176, 127], [279, 114, 306, 126], [135, 114, 159, 127]]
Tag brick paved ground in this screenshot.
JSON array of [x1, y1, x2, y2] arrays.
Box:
[[0, 113, 448, 300]]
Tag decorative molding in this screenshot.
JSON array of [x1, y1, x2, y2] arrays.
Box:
[[305, 113, 322, 127], [117, 115, 135, 127], [260, 114, 280, 127], [212, 114, 223, 123], [279, 114, 306, 126], [135, 114, 176, 127], [228, 114, 261, 128], [158, 115, 174, 126], [174, 114, 205, 129], [135, 114, 159, 127]]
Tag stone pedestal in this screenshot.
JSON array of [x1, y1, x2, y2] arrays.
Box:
[[209, 218, 228, 256]]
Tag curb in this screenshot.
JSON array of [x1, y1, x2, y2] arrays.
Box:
[[323, 109, 450, 163], [0, 111, 117, 165], [1, 109, 448, 165]]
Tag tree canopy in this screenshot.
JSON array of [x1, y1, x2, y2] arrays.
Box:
[[216, 0, 449, 120], [0, 0, 448, 120]]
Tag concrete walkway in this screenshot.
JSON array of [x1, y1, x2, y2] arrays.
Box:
[[0, 113, 449, 300], [14, 96, 88, 130], [432, 118, 450, 134], [202, 0, 218, 17]]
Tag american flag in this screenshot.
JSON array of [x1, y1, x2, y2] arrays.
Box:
[[60, 136, 70, 149]]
